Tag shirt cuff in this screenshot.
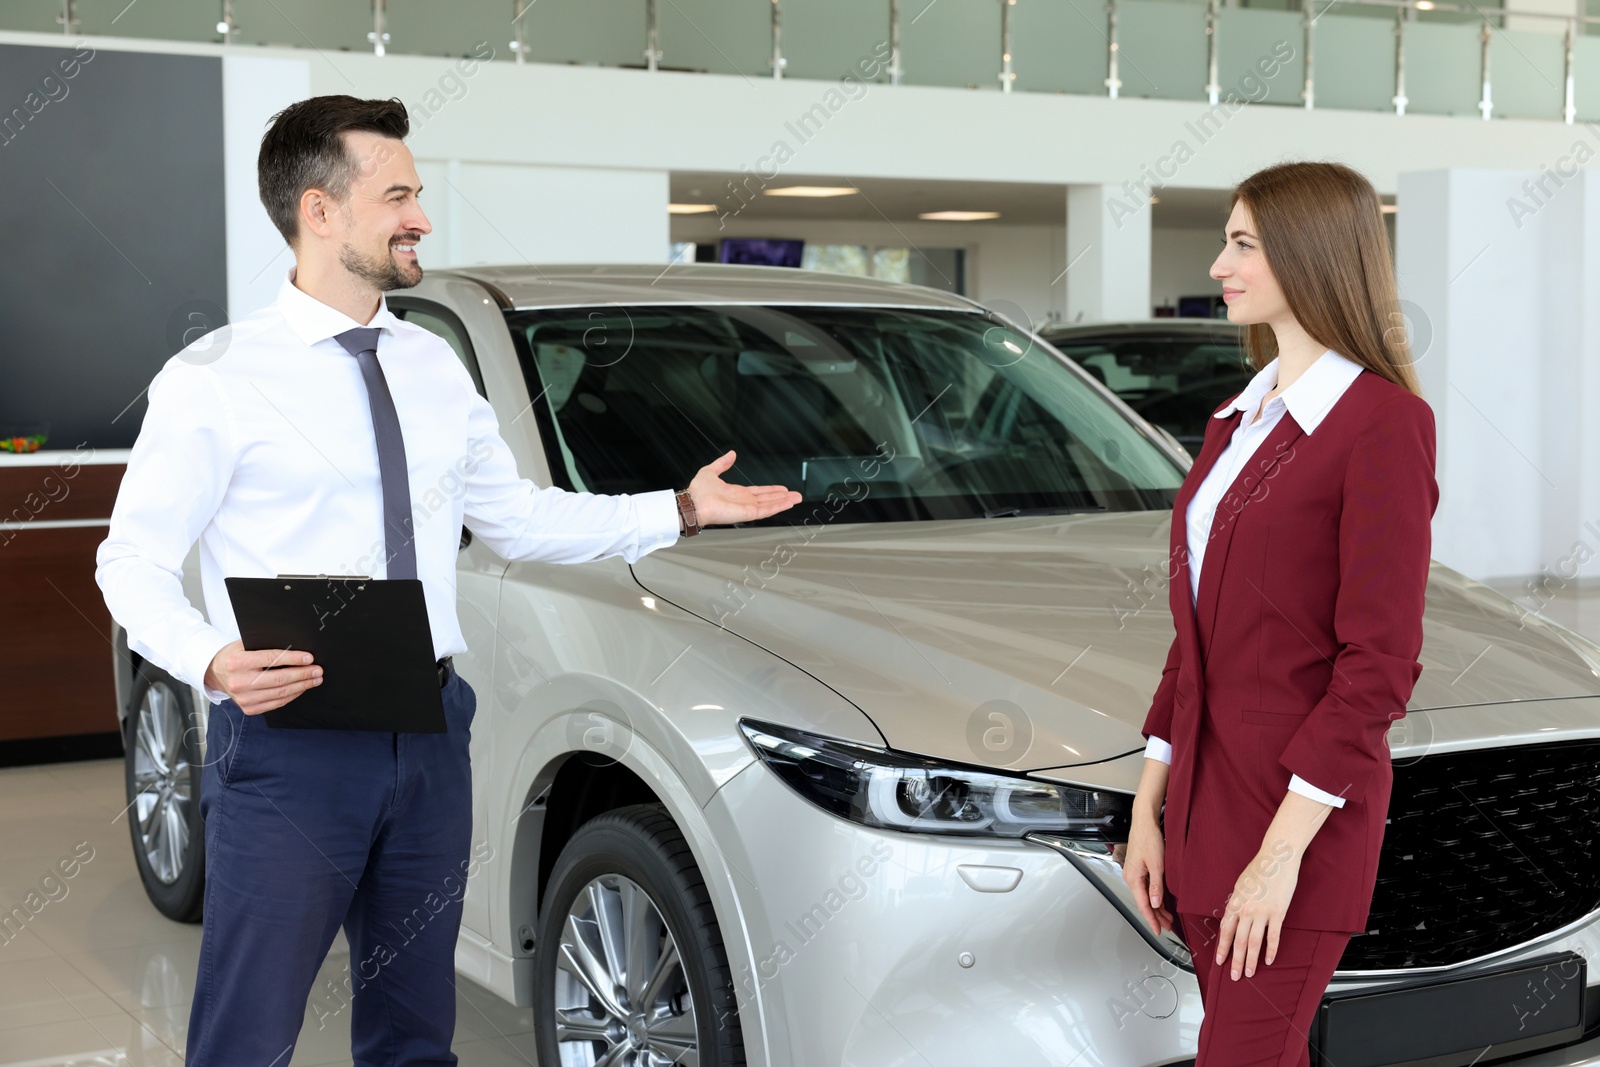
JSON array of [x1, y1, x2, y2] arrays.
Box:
[[1143, 735, 1173, 764], [636, 487, 683, 549], [1288, 774, 1347, 808], [180, 627, 232, 706]]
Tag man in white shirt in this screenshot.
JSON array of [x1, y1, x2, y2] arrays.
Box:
[[94, 94, 799, 1066]]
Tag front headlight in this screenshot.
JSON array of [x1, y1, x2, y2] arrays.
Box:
[[739, 718, 1132, 842]]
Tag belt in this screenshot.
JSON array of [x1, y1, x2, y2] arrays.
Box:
[[436, 656, 454, 688]]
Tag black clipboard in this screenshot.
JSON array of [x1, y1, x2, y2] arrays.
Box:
[[224, 574, 447, 732]]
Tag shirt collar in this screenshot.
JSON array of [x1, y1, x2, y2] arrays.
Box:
[[276, 265, 406, 348], [1214, 347, 1365, 434]]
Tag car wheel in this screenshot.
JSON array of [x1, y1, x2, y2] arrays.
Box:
[[123, 662, 205, 922], [534, 802, 744, 1066]]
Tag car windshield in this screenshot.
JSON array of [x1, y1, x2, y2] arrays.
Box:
[[506, 305, 1185, 527], [1044, 333, 1252, 450]]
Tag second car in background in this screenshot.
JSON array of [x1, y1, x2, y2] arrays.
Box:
[[1041, 318, 1248, 457]]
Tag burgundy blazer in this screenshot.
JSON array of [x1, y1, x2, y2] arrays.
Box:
[[1141, 368, 1439, 933]]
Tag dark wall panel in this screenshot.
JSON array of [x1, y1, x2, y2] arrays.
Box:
[[0, 43, 226, 449]]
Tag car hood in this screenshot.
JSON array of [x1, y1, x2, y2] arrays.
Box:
[[631, 512, 1600, 770]]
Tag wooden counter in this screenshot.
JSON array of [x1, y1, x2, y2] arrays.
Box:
[[0, 449, 131, 745]]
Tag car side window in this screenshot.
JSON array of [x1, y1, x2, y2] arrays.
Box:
[[393, 302, 488, 399]]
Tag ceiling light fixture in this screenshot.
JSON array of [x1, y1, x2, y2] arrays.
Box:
[[918, 210, 1001, 221], [668, 204, 718, 214], [762, 186, 859, 198]]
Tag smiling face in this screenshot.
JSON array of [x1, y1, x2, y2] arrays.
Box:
[[1210, 200, 1290, 327], [314, 129, 431, 292]]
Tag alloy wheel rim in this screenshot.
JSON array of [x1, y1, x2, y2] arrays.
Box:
[[553, 872, 699, 1066], [131, 682, 191, 885]]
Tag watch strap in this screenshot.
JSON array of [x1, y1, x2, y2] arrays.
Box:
[[674, 489, 700, 537]]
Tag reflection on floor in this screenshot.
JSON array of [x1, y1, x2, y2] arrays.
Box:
[[0, 581, 1596, 1065]]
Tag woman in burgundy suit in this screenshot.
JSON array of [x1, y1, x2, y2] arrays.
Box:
[[1119, 161, 1439, 1065]]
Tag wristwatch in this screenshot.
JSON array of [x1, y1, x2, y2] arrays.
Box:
[[675, 488, 700, 537]]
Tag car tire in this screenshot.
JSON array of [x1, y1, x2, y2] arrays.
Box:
[[534, 802, 745, 1066], [123, 662, 205, 923]]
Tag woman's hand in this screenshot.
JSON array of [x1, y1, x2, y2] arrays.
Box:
[[1214, 788, 1335, 979], [1121, 809, 1174, 936], [1215, 841, 1300, 979]]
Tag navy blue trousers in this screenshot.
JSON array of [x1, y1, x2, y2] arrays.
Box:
[[186, 670, 476, 1066]]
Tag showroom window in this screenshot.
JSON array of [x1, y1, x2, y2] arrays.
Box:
[[802, 244, 964, 293]]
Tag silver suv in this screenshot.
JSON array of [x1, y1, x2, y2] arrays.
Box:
[[112, 264, 1600, 1066]]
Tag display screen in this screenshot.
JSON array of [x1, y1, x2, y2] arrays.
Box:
[[718, 239, 805, 268]]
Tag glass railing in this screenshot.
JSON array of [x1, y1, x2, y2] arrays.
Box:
[[12, 0, 1600, 123]]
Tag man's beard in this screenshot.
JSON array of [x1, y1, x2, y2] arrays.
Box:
[[340, 238, 422, 291]]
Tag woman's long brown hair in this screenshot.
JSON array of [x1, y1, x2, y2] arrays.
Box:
[[1228, 161, 1423, 398]]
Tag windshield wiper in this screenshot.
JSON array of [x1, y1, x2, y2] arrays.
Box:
[[982, 505, 1108, 518]]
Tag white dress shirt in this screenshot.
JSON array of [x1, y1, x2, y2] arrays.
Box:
[[1144, 348, 1366, 808], [96, 268, 682, 706]]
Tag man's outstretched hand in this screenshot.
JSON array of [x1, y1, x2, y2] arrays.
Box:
[[687, 450, 801, 527]]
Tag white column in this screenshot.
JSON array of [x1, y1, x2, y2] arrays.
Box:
[[1396, 164, 1600, 586], [1535, 165, 1600, 589], [1065, 183, 1152, 324], [222, 55, 312, 319]]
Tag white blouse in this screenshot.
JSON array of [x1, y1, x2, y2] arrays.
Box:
[[1145, 348, 1366, 809]]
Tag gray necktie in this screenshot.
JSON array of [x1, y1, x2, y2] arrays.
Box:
[[335, 326, 417, 581]]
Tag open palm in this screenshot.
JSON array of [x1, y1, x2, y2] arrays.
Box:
[[687, 450, 802, 527]]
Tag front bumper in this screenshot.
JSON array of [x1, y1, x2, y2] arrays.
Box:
[[702, 758, 1600, 1067], [703, 758, 1202, 1066]]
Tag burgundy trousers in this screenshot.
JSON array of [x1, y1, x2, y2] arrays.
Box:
[[1176, 910, 1351, 1067]]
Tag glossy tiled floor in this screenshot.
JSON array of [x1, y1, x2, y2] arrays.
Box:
[[2, 580, 1597, 1065], [0, 758, 540, 1066]]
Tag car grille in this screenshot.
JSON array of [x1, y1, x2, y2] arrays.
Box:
[[1338, 739, 1600, 971]]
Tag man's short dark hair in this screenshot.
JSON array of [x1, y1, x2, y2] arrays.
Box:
[[258, 95, 410, 247]]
